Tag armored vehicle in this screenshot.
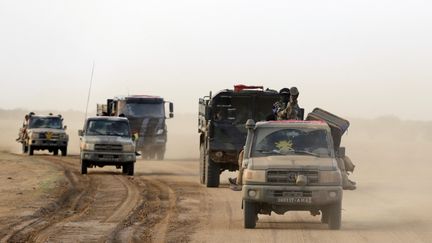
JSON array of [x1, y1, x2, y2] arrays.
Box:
[[100, 95, 174, 160], [198, 85, 281, 187], [19, 114, 69, 156], [241, 116, 347, 229], [78, 116, 136, 175]]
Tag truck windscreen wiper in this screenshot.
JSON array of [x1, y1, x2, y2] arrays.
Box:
[[293, 150, 320, 157]]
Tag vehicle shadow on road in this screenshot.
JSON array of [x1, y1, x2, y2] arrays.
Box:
[[256, 221, 328, 230]]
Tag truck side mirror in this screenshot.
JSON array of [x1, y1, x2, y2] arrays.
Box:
[[63, 125, 67, 130], [168, 102, 174, 118], [78, 130, 84, 137], [337, 147, 346, 158]]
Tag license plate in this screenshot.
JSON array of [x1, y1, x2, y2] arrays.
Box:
[[276, 197, 312, 204]]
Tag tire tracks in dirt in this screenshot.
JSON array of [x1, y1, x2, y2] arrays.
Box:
[[2, 155, 142, 243]]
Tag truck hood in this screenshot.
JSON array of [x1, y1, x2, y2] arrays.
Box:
[[28, 128, 66, 134], [248, 155, 337, 170], [83, 136, 133, 145]]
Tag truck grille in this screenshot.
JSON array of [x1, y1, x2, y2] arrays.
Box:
[[94, 144, 123, 152], [39, 133, 60, 139], [272, 190, 312, 197], [267, 170, 319, 185]]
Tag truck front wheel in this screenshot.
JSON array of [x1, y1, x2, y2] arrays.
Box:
[[127, 163, 134, 176], [244, 201, 258, 229], [28, 145, 34, 156], [22, 144, 28, 154], [328, 201, 342, 230], [81, 160, 88, 174], [61, 147, 67, 156], [53, 149, 58, 156], [205, 154, 220, 187]]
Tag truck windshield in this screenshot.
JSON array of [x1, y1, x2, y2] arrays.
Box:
[[86, 120, 131, 137], [251, 128, 332, 158], [29, 117, 63, 129], [124, 103, 164, 118]]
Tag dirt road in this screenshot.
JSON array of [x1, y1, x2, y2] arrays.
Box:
[[0, 151, 431, 243]]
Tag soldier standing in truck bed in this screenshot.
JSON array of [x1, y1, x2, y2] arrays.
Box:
[[276, 87, 302, 120]]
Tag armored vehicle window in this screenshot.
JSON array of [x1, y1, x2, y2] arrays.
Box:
[[29, 117, 63, 129], [123, 103, 164, 118], [86, 120, 131, 137], [251, 128, 332, 158]]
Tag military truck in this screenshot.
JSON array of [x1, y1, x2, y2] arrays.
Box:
[[198, 85, 288, 187], [240, 109, 350, 229], [18, 114, 69, 156], [99, 95, 174, 160], [78, 116, 136, 175]]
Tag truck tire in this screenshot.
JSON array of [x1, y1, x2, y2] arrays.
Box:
[[127, 163, 134, 176], [199, 144, 205, 184], [328, 201, 342, 230], [156, 151, 165, 160], [28, 145, 34, 156], [205, 154, 220, 187], [244, 201, 258, 229], [22, 144, 28, 154], [122, 165, 128, 174], [53, 149, 58, 156], [321, 208, 329, 224], [61, 147, 67, 156], [81, 160, 88, 174]]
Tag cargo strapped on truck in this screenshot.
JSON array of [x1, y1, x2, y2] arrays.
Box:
[[306, 108, 350, 149]]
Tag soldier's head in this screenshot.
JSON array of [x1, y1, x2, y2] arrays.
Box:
[[25, 114, 29, 120], [279, 88, 290, 103], [290, 87, 299, 101]]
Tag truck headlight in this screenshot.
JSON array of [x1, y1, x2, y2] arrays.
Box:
[[31, 133, 39, 139], [319, 170, 342, 185], [243, 169, 266, 183], [59, 133, 67, 139], [123, 144, 135, 152], [156, 129, 164, 135], [82, 143, 95, 151]]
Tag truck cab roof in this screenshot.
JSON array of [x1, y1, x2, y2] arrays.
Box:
[[255, 120, 330, 130], [86, 116, 129, 122]]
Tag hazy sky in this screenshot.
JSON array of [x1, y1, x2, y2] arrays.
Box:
[[0, 0, 431, 120]]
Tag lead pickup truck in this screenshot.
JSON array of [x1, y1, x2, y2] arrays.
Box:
[[241, 118, 345, 229]]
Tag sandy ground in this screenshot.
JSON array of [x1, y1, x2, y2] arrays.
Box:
[[0, 113, 431, 242]]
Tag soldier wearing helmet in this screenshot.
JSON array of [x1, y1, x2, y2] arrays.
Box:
[[277, 86, 302, 120], [268, 88, 290, 121]]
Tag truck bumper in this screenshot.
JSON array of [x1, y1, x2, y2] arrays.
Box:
[[81, 151, 136, 164], [29, 139, 68, 148], [242, 185, 342, 207]]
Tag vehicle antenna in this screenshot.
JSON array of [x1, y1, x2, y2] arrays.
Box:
[[84, 61, 95, 120]]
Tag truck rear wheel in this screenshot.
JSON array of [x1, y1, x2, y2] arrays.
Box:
[[205, 154, 220, 187], [244, 201, 258, 229], [328, 201, 342, 230], [53, 149, 58, 156], [199, 144, 205, 184], [81, 160, 88, 174]]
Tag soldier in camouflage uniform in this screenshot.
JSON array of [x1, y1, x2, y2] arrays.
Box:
[[277, 87, 302, 120]]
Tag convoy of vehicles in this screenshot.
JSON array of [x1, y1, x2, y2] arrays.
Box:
[[17, 114, 69, 156], [97, 95, 174, 160], [16, 84, 354, 230], [240, 116, 346, 229], [78, 116, 136, 175]]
